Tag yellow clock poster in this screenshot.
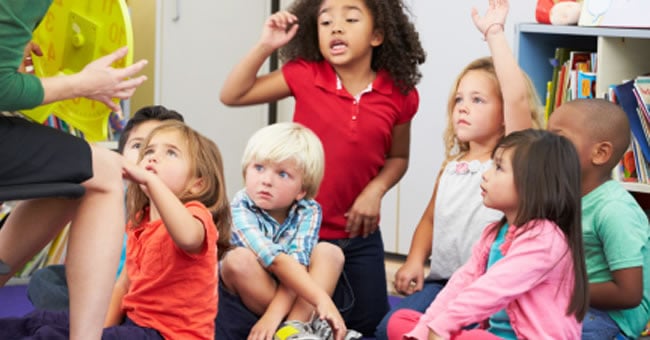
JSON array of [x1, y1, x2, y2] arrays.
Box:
[[20, 0, 134, 141]]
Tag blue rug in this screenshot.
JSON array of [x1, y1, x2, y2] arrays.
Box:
[[0, 284, 33, 318]]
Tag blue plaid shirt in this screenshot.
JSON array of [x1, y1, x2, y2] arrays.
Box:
[[230, 189, 321, 267]]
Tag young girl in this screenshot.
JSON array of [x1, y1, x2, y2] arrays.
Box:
[[387, 129, 589, 340], [220, 0, 426, 335], [376, 1, 541, 338], [0, 120, 231, 339]]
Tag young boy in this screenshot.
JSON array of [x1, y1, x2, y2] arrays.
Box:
[[26, 105, 184, 311], [547, 98, 650, 339], [218, 122, 360, 340]]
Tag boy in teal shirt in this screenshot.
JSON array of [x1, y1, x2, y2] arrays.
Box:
[[548, 98, 650, 339]]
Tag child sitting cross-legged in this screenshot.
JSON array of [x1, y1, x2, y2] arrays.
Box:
[[219, 122, 361, 340], [547, 98, 650, 339]]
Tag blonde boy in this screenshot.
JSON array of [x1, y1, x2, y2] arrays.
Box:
[[219, 122, 358, 340]]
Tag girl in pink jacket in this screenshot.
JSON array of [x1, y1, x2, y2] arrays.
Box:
[[387, 129, 589, 340]]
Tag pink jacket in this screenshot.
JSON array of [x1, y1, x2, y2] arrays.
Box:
[[405, 220, 581, 340]]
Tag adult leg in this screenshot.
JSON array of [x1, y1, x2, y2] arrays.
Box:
[[0, 118, 125, 339], [286, 242, 344, 322], [375, 281, 446, 340]]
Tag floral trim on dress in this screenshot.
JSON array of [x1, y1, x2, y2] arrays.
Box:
[[444, 160, 489, 175]]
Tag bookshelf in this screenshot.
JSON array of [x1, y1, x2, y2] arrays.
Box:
[[514, 23, 650, 199]]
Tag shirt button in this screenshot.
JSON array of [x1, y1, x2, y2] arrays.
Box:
[[352, 116, 357, 120]]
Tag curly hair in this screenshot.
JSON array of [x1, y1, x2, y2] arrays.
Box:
[[280, 0, 426, 94]]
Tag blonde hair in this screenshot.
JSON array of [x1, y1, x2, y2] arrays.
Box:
[[127, 120, 232, 259], [442, 57, 542, 162], [241, 122, 325, 200]]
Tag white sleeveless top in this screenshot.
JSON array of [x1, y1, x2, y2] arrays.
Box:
[[427, 159, 503, 280]]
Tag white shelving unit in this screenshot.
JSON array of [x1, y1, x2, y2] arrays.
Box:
[[514, 23, 650, 195]]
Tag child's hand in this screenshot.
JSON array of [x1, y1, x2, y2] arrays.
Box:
[[259, 11, 299, 51], [345, 187, 381, 238], [471, 0, 508, 38], [394, 260, 425, 295], [315, 300, 347, 340], [248, 313, 281, 340], [122, 160, 154, 195]]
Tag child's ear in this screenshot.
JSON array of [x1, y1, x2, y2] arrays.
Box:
[[371, 29, 384, 47], [188, 177, 206, 195], [295, 189, 307, 202], [591, 141, 613, 166]]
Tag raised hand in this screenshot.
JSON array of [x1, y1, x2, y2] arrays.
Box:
[[471, 0, 509, 39], [259, 11, 300, 51]]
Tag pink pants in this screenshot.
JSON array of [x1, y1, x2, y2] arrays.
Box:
[[386, 309, 502, 340]]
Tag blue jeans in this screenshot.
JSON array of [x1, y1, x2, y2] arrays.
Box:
[[374, 280, 446, 340], [582, 308, 627, 340], [326, 230, 390, 337]]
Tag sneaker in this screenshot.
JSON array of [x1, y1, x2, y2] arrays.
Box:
[[310, 318, 363, 340], [274, 320, 320, 340]]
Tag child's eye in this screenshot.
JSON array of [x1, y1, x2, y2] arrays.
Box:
[[166, 149, 178, 157], [130, 142, 142, 150], [319, 19, 331, 26], [454, 96, 462, 104], [472, 96, 485, 104], [346, 18, 359, 23], [143, 148, 154, 156], [254, 164, 264, 172], [278, 171, 289, 179]]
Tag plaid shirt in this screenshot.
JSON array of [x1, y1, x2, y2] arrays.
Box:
[[230, 189, 321, 267]]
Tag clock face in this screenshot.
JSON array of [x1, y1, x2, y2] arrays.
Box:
[[20, 0, 134, 141]]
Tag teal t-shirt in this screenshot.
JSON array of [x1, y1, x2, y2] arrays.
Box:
[[486, 224, 517, 340], [583, 180, 650, 337], [0, 0, 50, 111]]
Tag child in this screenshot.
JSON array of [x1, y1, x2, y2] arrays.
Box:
[[376, 1, 541, 338], [220, 0, 426, 335], [0, 2, 147, 339], [0, 120, 231, 339], [547, 98, 650, 339], [26, 105, 185, 311], [219, 122, 359, 340], [387, 129, 589, 340]]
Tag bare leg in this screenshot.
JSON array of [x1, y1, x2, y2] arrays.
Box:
[[221, 247, 277, 315], [0, 146, 125, 340], [286, 242, 344, 321]]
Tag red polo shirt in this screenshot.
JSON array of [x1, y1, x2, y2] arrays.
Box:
[[282, 59, 419, 239]]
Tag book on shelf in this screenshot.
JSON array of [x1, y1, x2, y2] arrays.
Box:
[[614, 79, 650, 161], [635, 75, 650, 111], [546, 47, 571, 117]]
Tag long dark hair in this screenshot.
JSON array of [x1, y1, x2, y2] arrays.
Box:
[[493, 129, 588, 321], [281, 0, 426, 94]]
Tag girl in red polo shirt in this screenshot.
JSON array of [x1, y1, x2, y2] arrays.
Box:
[[220, 0, 425, 337], [0, 121, 231, 340]]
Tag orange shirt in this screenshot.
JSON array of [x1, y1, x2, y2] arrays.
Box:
[[122, 201, 218, 340]]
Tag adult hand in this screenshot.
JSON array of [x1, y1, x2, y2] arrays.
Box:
[[18, 41, 42, 74], [77, 46, 148, 114]]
